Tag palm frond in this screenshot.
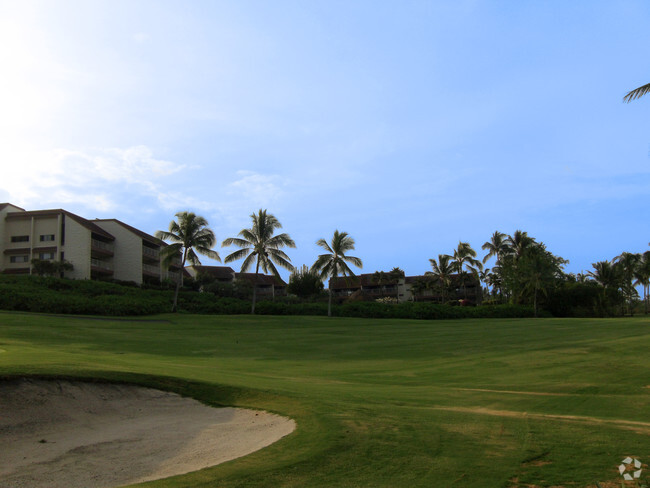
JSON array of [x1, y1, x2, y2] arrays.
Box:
[[222, 237, 251, 248], [344, 255, 363, 268], [195, 246, 221, 262], [224, 248, 251, 263], [315, 238, 333, 254], [623, 83, 650, 103], [155, 230, 182, 243], [238, 252, 257, 273], [186, 248, 201, 267]]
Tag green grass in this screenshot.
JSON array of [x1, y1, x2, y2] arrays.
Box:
[[1, 312, 649, 487]]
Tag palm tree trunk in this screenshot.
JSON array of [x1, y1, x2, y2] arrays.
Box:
[[171, 249, 188, 313], [328, 287, 332, 317], [251, 260, 259, 314]]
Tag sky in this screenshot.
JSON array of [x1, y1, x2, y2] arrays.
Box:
[[1, 0, 649, 281]]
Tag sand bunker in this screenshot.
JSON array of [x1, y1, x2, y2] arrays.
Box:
[[0, 379, 295, 488]]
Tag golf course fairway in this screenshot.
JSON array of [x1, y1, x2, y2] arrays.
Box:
[[1, 311, 649, 487]]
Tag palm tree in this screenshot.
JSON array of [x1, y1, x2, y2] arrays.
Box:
[[588, 260, 623, 315], [449, 242, 483, 300], [389, 267, 405, 301], [156, 211, 221, 312], [623, 83, 650, 103], [505, 230, 535, 260], [479, 268, 491, 298], [311, 230, 362, 317], [222, 209, 295, 314], [482, 231, 508, 265], [615, 252, 641, 315], [372, 270, 389, 297], [426, 254, 454, 304], [634, 251, 650, 314]]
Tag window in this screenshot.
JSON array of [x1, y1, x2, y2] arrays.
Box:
[[11, 235, 29, 243], [9, 255, 29, 263], [40, 234, 55, 242], [39, 252, 55, 260]]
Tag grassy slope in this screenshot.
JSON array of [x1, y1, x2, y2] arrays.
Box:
[[0, 312, 649, 487]]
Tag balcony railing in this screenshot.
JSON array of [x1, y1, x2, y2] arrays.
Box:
[[91, 258, 113, 270], [142, 246, 160, 260], [143, 263, 160, 275], [91, 239, 114, 252]]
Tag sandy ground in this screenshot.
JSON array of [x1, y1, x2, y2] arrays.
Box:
[[0, 379, 295, 488]]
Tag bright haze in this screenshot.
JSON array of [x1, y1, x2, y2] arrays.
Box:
[[1, 1, 648, 280]]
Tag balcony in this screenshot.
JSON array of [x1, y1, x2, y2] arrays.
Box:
[[142, 246, 160, 262], [143, 263, 161, 276], [91, 258, 113, 272], [91, 239, 114, 257], [167, 271, 181, 283]]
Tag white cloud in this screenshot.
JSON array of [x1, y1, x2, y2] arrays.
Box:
[[227, 170, 286, 207], [0, 145, 184, 212]]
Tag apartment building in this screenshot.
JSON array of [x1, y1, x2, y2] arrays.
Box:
[[0, 203, 178, 285], [329, 272, 482, 304], [93, 219, 180, 284]]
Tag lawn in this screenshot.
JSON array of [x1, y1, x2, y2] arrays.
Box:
[[1, 311, 649, 487]]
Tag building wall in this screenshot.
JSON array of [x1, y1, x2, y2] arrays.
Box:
[[93, 221, 144, 284], [0, 205, 31, 271], [30, 215, 59, 261], [63, 217, 92, 280]]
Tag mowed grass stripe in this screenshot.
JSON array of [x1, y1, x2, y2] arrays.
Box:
[[0, 312, 649, 487]]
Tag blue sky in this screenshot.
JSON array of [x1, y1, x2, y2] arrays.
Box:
[[1, 0, 649, 280]]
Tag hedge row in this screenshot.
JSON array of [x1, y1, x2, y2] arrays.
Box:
[[0, 275, 535, 319]]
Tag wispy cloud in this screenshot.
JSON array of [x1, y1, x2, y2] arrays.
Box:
[[0, 145, 184, 212], [227, 170, 286, 207]]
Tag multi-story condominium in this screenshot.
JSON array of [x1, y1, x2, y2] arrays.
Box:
[[0, 203, 179, 285], [1, 203, 116, 280], [93, 219, 180, 285]]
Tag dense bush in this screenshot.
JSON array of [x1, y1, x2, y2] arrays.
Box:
[[0, 275, 536, 319]]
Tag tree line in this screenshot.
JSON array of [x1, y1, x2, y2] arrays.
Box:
[[155, 210, 649, 317]]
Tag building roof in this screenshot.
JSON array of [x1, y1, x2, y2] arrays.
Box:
[[329, 272, 400, 289], [5, 208, 115, 241], [0, 203, 25, 212], [94, 219, 164, 246], [235, 272, 287, 287], [191, 265, 236, 280]]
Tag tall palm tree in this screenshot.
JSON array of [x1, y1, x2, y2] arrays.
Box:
[[505, 230, 535, 260], [311, 230, 362, 317], [615, 252, 641, 315], [588, 260, 623, 315], [479, 268, 491, 298], [426, 254, 454, 304], [623, 82, 650, 103], [389, 267, 405, 301], [588, 260, 621, 288], [156, 211, 221, 312], [482, 231, 509, 265], [634, 251, 650, 314], [222, 209, 295, 314], [449, 242, 483, 300]]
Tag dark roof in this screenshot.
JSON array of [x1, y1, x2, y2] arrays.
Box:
[[191, 266, 236, 280], [235, 273, 287, 287], [329, 275, 361, 289], [94, 219, 164, 246], [329, 272, 400, 289], [406, 274, 478, 286], [6, 208, 115, 241], [331, 272, 479, 289]]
